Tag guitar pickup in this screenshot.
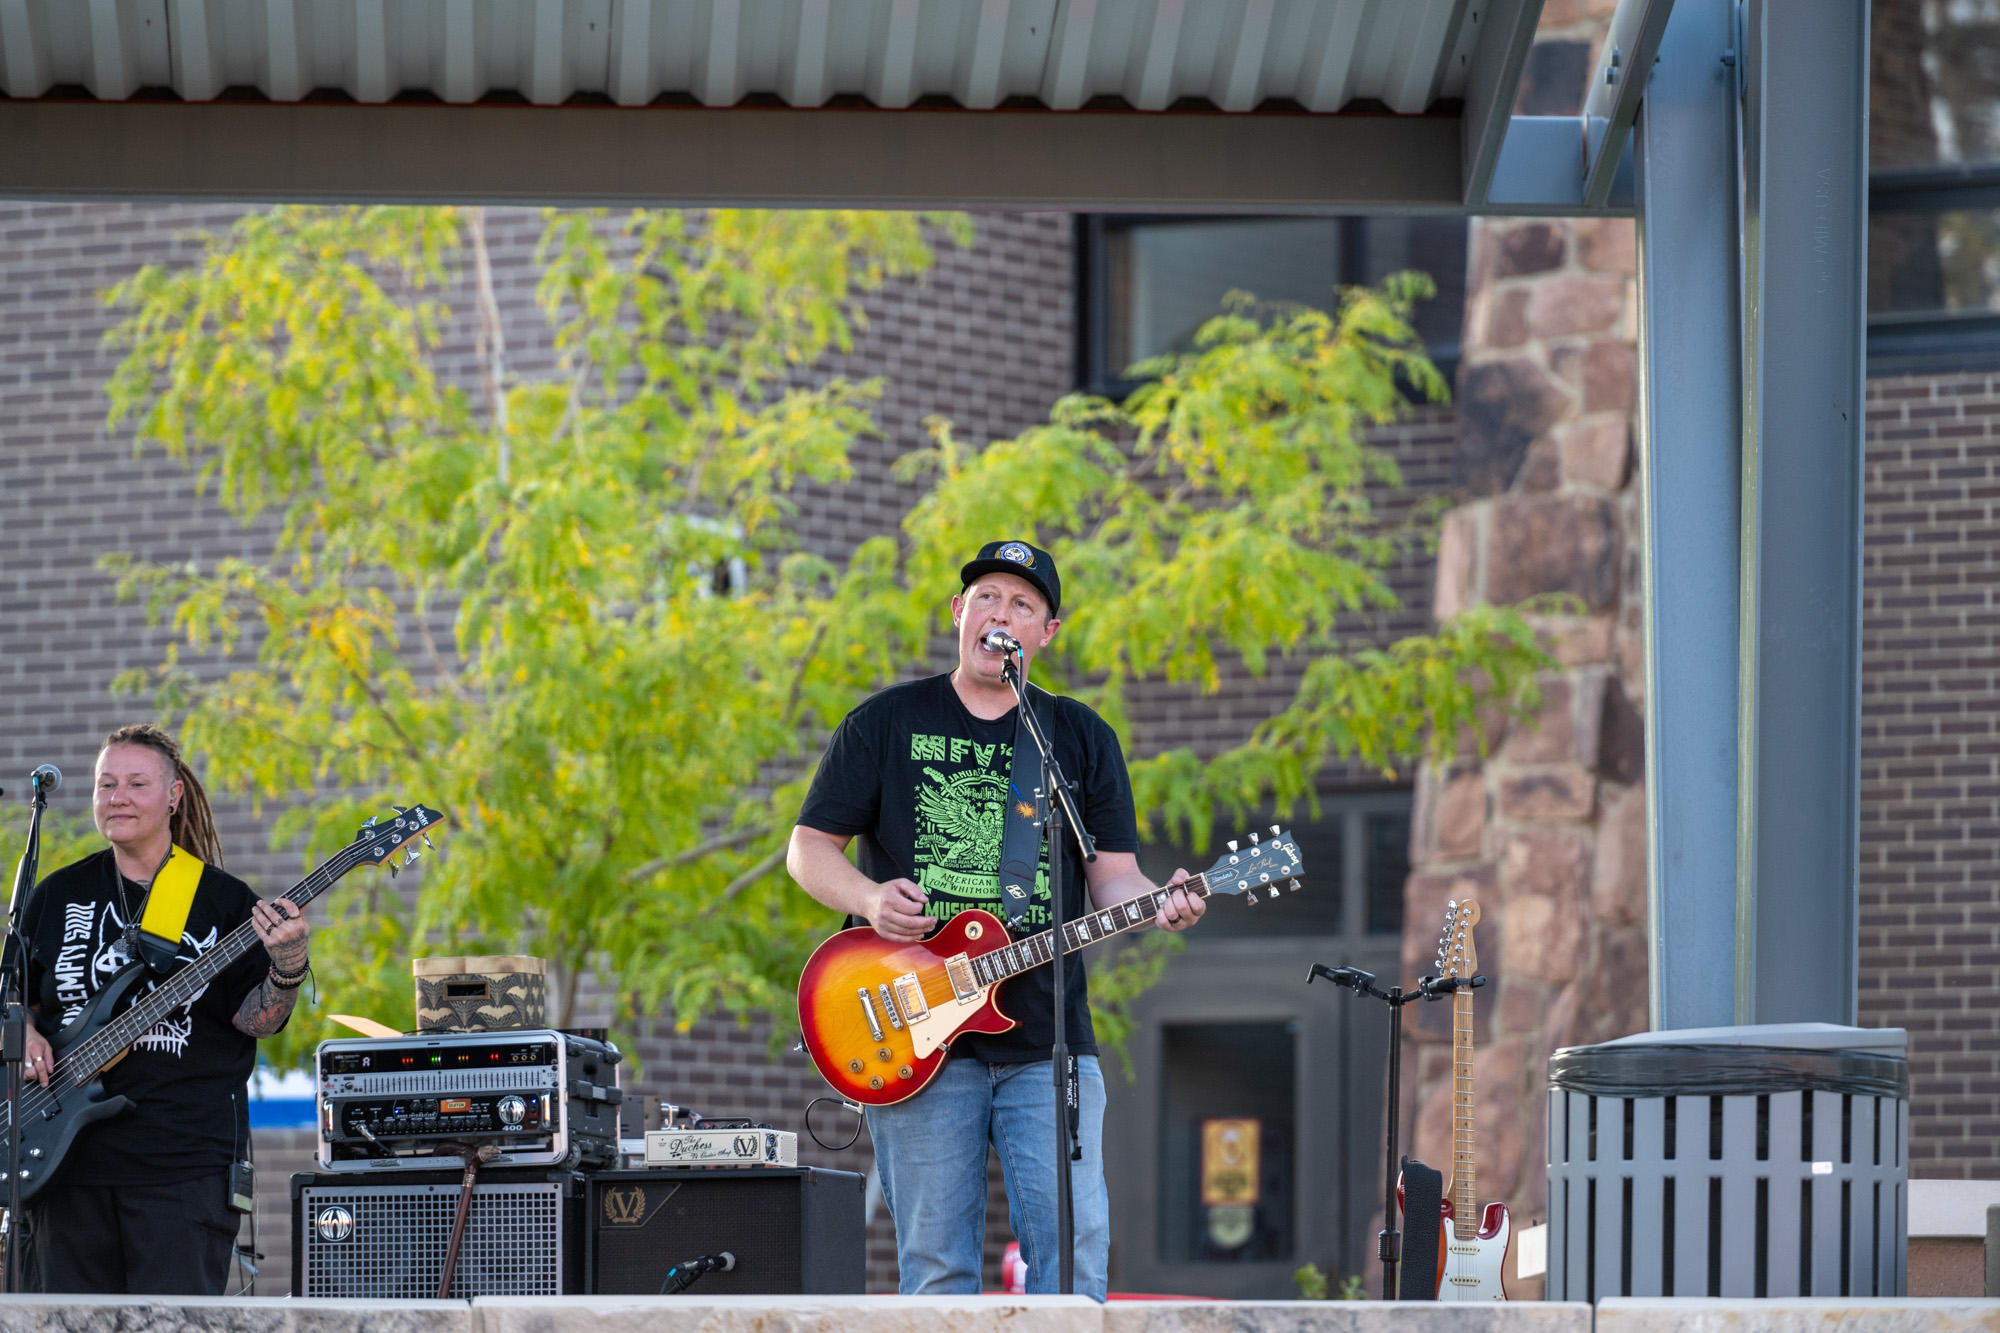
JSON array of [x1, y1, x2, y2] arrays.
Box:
[[876, 983, 905, 1031], [891, 973, 929, 1023], [856, 988, 884, 1042], [944, 953, 979, 1004]]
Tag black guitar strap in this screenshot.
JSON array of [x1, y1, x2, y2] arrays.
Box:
[[996, 684, 1048, 936]]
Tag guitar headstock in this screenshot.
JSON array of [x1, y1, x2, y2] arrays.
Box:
[[356, 804, 446, 875], [1198, 826, 1304, 905], [1435, 897, 1480, 980]]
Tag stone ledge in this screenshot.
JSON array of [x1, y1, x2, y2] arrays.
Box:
[[471, 1294, 1102, 1333], [0, 1295, 474, 1333], [1103, 1301, 1594, 1333], [1597, 1298, 2000, 1333]]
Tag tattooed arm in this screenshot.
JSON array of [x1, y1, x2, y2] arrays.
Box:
[[233, 896, 310, 1039]]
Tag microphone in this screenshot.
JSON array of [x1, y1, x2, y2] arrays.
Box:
[[983, 629, 1022, 655], [658, 1251, 735, 1294], [29, 765, 60, 794]]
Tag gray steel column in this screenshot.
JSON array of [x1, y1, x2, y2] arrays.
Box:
[[1736, 0, 1868, 1024], [1634, 0, 1744, 1029]]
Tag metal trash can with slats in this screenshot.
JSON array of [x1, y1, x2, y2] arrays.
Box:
[[1546, 1022, 1907, 1301]]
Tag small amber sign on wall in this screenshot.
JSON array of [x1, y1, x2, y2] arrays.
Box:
[[1200, 1117, 1261, 1206]]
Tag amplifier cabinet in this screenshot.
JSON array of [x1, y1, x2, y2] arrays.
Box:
[[291, 1168, 583, 1297], [585, 1167, 864, 1295]]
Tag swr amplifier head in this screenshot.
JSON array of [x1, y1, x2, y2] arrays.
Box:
[[316, 1028, 621, 1172]]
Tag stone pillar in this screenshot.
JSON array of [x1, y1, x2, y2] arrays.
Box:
[[1387, 0, 1651, 1293]]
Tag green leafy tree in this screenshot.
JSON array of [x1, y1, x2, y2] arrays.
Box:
[[99, 209, 1547, 1069]]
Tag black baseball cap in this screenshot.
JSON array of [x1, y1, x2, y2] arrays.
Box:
[[960, 540, 1061, 617]]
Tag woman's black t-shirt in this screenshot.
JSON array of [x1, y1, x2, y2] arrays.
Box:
[[19, 849, 274, 1187], [796, 673, 1141, 1064]]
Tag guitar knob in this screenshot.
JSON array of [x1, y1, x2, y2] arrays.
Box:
[[847, 1059, 864, 1074], [898, 1066, 913, 1080], [868, 1076, 884, 1091], [17, 1169, 29, 1181], [26, 1148, 41, 1159], [877, 1049, 892, 1063]]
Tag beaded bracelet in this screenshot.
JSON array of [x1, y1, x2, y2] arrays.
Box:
[[269, 960, 311, 989]]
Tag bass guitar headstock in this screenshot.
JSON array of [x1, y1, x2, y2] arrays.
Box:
[[1197, 826, 1304, 905], [356, 804, 446, 875]]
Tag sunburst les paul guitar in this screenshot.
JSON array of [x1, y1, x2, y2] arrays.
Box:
[[799, 827, 1304, 1106], [1426, 897, 1514, 1300], [1, 804, 444, 1203]]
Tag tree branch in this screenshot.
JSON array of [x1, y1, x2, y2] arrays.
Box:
[[696, 845, 788, 918], [623, 825, 771, 884]]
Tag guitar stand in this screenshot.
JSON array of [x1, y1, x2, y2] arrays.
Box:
[[1306, 964, 1485, 1299]]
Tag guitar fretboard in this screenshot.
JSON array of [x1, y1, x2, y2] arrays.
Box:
[[1451, 986, 1476, 1240], [965, 873, 1214, 989]]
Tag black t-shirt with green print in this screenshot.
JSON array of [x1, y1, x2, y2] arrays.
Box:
[[797, 673, 1140, 1063]]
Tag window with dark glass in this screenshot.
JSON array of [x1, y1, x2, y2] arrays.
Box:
[[1076, 216, 1468, 395], [1868, 0, 2000, 370]]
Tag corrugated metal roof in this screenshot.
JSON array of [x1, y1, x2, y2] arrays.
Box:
[[0, 0, 1484, 116]]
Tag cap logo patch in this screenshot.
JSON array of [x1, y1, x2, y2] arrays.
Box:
[[998, 542, 1033, 565]]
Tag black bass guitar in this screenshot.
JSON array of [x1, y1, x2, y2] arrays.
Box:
[[2, 804, 443, 1202]]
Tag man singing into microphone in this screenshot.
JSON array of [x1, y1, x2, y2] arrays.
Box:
[[787, 540, 1204, 1297]]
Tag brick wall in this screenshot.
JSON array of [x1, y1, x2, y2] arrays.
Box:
[[1861, 371, 2000, 1178]]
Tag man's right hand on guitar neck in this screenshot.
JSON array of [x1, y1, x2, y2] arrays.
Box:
[[21, 1014, 52, 1088], [788, 826, 934, 941]]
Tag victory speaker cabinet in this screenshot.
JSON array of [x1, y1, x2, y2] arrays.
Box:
[[585, 1166, 865, 1294]]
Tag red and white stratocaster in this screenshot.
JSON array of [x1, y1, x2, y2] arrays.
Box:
[[1426, 897, 1512, 1299]]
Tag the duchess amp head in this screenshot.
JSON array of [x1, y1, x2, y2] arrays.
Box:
[[315, 1028, 620, 1172]]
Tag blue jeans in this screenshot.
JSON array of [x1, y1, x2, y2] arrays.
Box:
[[866, 1054, 1109, 1298]]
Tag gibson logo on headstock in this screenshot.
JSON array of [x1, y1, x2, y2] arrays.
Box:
[[601, 1186, 648, 1226]]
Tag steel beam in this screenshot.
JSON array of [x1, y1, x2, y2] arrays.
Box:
[[1633, 0, 1742, 1030], [1735, 0, 1868, 1024], [1582, 0, 1677, 208], [0, 99, 1479, 213], [1460, 0, 1547, 208]]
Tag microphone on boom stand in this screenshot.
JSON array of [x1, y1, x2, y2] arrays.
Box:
[[4, 762, 60, 1292], [983, 629, 1023, 655]]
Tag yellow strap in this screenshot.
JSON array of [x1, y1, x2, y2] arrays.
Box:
[[139, 844, 203, 945]]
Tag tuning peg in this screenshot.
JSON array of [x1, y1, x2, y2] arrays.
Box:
[[405, 847, 422, 867], [1227, 840, 1239, 853], [423, 835, 435, 849], [388, 861, 399, 878], [1288, 878, 1301, 893], [1246, 888, 1259, 904], [1248, 831, 1259, 844]]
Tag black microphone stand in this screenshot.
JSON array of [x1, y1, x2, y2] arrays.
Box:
[[1307, 962, 1484, 1300], [3, 770, 53, 1292], [1000, 648, 1094, 1296]]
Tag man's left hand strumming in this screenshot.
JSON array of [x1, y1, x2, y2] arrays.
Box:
[[235, 896, 310, 1038]]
